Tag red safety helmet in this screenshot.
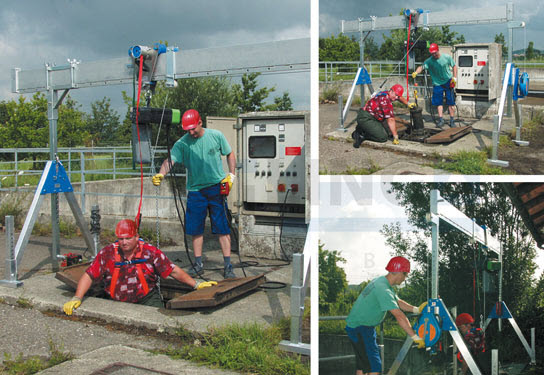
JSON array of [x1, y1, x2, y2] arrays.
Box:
[[385, 256, 410, 273], [391, 84, 404, 98], [115, 219, 138, 238], [456, 313, 475, 326], [429, 43, 439, 54], [182, 109, 201, 131]]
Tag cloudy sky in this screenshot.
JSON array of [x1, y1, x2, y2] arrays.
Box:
[[318, 178, 544, 285], [1, 0, 310, 115], [320, 0, 544, 50]]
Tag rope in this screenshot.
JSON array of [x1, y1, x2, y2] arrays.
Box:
[[134, 57, 144, 229], [406, 14, 412, 101]]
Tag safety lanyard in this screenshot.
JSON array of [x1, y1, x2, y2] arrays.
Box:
[[110, 240, 149, 298]]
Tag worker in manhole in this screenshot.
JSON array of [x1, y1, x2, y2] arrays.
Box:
[[456, 313, 490, 375], [63, 219, 217, 315], [152, 109, 237, 279], [345, 256, 427, 375], [411, 43, 458, 128], [351, 84, 416, 148]]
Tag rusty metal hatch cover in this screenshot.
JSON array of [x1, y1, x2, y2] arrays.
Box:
[[55, 263, 266, 309], [424, 125, 472, 144], [90, 362, 175, 374], [166, 274, 266, 309]]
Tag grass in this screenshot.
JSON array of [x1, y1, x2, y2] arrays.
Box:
[[15, 297, 33, 309], [31, 220, 80, 238], [1, 339, 74, 374], [320, 163, 382, 175], [432, 150, 508, 175], [157, 322, 309, 375], [0, 194, 28, 228]]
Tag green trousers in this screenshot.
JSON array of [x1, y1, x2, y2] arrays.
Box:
[[355, 110, 389, 143]]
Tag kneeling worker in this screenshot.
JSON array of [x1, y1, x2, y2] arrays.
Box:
[[352, 84, 415, 148], [63, 219, 216, 315], [345, 256, 427, 375]]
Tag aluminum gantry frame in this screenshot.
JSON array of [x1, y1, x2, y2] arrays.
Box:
[[388, 189, 536, 374], [7, 38, 310, 281], [339, 3, 524, 125]]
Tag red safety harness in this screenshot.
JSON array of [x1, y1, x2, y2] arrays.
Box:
[[109, 240, 149, 299]]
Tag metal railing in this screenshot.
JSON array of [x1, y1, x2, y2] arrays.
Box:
[[0, 146, 178, 215]]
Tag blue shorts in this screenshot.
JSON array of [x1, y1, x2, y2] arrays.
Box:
[[345, 325, 381, 373], [186, 183, 230, 236], [432, 81, 456, 106]]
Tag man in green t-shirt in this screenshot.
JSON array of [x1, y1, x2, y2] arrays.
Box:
[[412, 43, 458, 128], [345, 256, 427, 375], [152, 109, 237, 279]]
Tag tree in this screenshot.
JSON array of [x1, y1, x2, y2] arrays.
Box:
[[526, 41, 535, 60], [364, 36, 380, 60], [319, 34, 359, 61], [232, 73, 275, 113], [319, 242, 348, 314], [58, 97, 91, 148], [265, 92, 293, 111], [494, 33, 508, 58], [87, 97, 121, 145]]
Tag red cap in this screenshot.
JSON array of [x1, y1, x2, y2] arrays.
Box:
[[385, 256, 410, 273], [429, 43, 439, 54], [182, 109, 201, 131], [455, 313, 475, 326], [391, 84, 404, 97], [115, 219, 138, 238]]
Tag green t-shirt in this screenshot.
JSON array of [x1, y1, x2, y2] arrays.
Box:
[[345, 275, 399, 328], [170, 128, 232, 191], [423, 53, 455, 86]]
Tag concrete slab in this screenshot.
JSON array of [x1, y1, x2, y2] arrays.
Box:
[[36, 344, 241, 375], [0, 232, 296, 335], [326, 111, 516, 158]]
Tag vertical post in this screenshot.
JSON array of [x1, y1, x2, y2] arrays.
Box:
[[491, 349, 499, 375], [48, 88, 60, 271], [452, 306, 458, 375], [359, 30, 365, 103], [113, 150, 117, 179], [80, 151, 86, 215], [68, 148, 72, 180], [491, 115, 499, 161], [507, 25, 513, 117], [14, 150, 18, 188], [531, 327, 536, 365], [338, 94, 344, 130], [90, 205, 101, 258], [0, 215, 23, 287], [430, 190, 440, 299], [379, 344, 384, 374], [289, 253, 304, 344]]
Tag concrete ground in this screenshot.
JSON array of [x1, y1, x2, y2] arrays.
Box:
[[320, 103, 519, 175], [0, 231, 303, 373]]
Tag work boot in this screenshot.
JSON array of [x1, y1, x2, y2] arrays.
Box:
[[351, 131, 365, 148], [436, 117, 444, 128], [188, 263, 204, 277], [224, 264, 236, 279], [450, 117, 456, 127]]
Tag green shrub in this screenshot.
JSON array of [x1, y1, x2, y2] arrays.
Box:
[[0, 195, 27, 228]]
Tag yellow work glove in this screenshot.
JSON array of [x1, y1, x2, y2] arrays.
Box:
[[408, 102, 417, 109], [195, 281, 218, 290], [221, 173, 236, 191], [63, 296, 81, 315], [413, 301, 428, 314], [393, 137, 400, 145], [152, 173, 164, 186], [450, 77, 456, 88], [411, 71, 418, 79], [411, 334, 426, 349]]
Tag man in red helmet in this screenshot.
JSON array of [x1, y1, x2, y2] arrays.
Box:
[[345, 256, 427, 375], [152, 109, 237, 279], [455, 313, 490, 375], [352, 84, 415, 148], [63, 219, 216, 315], [412, 43, 458, 128]]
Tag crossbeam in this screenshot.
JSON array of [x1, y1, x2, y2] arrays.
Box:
[[341, 4, 512, 33], [12, 38, 310, 94]]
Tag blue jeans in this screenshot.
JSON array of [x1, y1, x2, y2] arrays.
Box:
[[346, 325, 382, 373], [432, 80, 456, 106]]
